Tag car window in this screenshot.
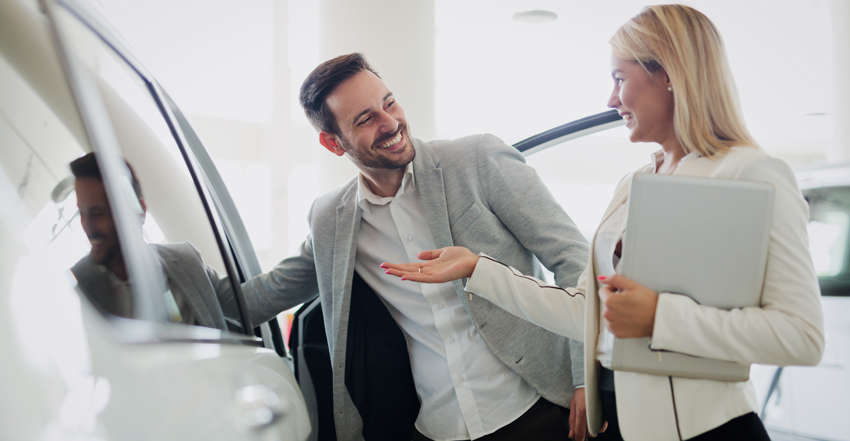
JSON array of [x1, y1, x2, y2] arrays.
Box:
[[805, 186, 850, 296], [18, 5, 248, 331], [0, 40, 151, 329]]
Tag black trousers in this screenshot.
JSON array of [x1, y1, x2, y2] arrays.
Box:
[[596, 369, 771, 441], [411, 398, 570, 441]]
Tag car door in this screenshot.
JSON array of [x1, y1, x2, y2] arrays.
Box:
[[0, 0, 309, 440]]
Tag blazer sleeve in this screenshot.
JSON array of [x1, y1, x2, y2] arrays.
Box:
[[219, 203, 321, 326], [465, 255, 586, 342], [474, 134, 590, 385], [239, 238, 319, 326], [650, 156, 825, 366]]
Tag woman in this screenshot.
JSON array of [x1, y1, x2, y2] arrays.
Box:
[[382, 4, 824, 441]]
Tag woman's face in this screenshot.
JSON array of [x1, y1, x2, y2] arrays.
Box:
[[607, 56, 675, 146]]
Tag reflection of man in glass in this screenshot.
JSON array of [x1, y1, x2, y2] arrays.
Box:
[[69, 153, 232, 329], [70, 153, 142, 318]]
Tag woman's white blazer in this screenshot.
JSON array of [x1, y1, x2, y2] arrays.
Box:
[[465, 147, 824, 441]]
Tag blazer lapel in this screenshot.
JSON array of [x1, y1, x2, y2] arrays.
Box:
[[412, 142, 469, 301], [413, 143, 453, 249]]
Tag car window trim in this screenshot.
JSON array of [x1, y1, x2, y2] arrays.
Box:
[[163, 93, 290, 355], [514, 109, 623, 155], [145, 80, 255, 334]]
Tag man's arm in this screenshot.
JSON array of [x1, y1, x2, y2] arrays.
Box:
[[212, 200, 324, 327], [475, 134, 590, 387], [210, 235, 319, 327]]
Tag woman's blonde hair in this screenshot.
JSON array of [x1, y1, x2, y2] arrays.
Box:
[[610, 4, 757, 156]]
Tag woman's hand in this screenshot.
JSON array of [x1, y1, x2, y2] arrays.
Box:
[[598, 274, 659, 338], [381, 246, 479, 283]]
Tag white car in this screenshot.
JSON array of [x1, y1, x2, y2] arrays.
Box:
[[752, 163, 850, 441], [0, 0, 310, 440]]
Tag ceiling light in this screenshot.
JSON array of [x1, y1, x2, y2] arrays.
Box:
[[512, 9, 558, 24]]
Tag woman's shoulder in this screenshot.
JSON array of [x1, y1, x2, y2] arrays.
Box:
[[711, 146, 794, 182]]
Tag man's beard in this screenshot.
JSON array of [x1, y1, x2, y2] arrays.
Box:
[[89, 233, 122, 267], [342, 125, 415, 170]]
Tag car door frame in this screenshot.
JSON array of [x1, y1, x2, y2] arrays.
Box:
[[44, 0, 283, 349]]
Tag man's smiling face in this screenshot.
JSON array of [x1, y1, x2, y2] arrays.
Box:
[[75, 176, 122, 267], [323, 69, 414, 171]]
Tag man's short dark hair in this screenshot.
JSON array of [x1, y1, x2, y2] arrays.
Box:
[[299, 53, 380, 135], [70, 152, 143, 200]]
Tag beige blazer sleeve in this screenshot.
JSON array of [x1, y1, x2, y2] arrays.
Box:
[[464, 255, 586, 342], [650, 156, 825, 366]]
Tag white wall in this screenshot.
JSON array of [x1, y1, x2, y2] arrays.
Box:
[[94, 0, 845, 268]]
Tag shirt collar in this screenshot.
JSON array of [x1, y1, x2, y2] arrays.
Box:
[[357, 162, 415, 209]]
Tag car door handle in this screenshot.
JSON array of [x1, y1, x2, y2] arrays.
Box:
[[235, 384, 285, 431]]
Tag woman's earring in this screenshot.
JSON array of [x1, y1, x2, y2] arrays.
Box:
[[666, 86, 673, 92]]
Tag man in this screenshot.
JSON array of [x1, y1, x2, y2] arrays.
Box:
[[241, 53, 589, 441], [70, 152, 232, 330]]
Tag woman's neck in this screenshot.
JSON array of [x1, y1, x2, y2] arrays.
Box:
[[657, 138, 687, 175]]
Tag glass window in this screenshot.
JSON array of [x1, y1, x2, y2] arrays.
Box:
[[29, 6, 247, 331], [0, 44, 116, 334]]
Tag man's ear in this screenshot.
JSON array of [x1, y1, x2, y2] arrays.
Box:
[[319, 131, 345, 157]]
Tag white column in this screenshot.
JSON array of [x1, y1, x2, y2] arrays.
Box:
[[261, 0, 292, 266], [831, 0, 850, 162]]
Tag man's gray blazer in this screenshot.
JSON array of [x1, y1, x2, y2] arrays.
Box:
[[241, 134, 589, 441]]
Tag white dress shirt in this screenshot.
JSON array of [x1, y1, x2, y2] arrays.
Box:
[[354, 164, 539, 441], [592, 202, 626, 368], [594, 150, 702, 367]]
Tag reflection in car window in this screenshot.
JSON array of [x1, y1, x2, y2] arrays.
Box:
[[45, 7, 243, 330], [1, 47, 104, 323]]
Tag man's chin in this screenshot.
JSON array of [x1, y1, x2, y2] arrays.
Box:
[[89, 252, 107, 265], [89, 246, 117, 266], [382, 147, 414, 169]]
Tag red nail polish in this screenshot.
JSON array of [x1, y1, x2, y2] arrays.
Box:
[[597, 275, 607, 281]]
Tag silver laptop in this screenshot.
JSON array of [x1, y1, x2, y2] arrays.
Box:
[[610, 174, 774, 381]]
